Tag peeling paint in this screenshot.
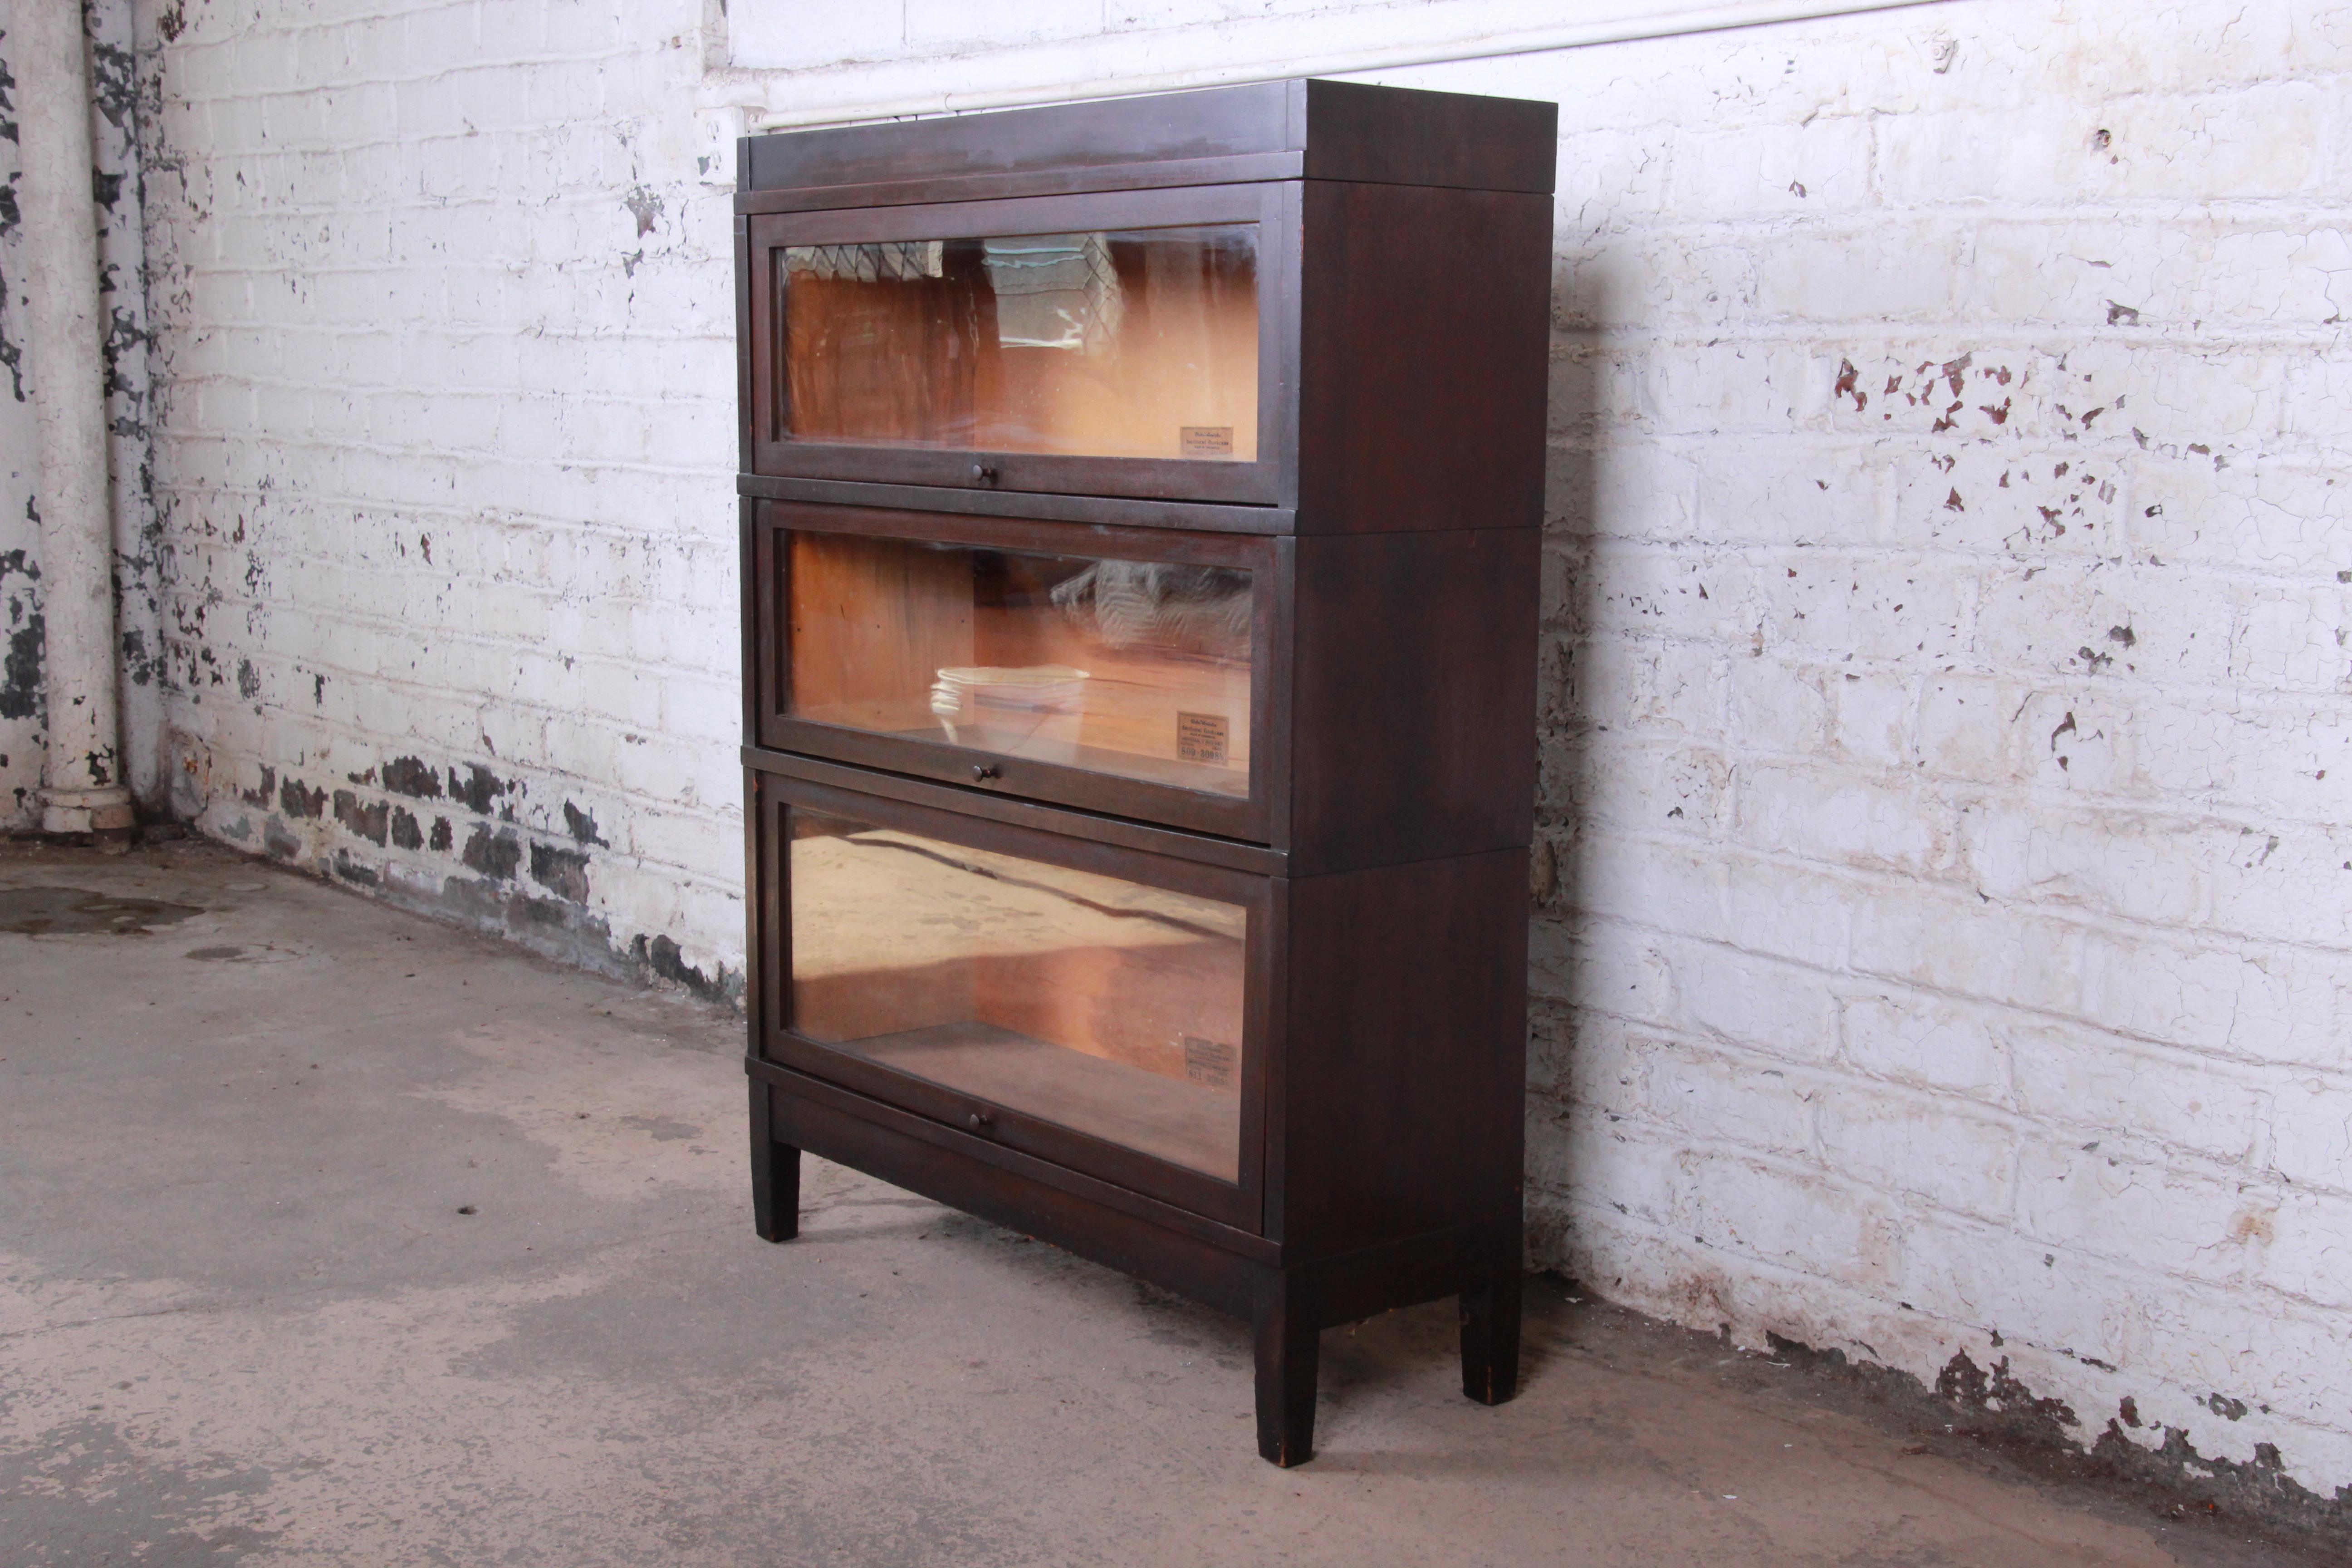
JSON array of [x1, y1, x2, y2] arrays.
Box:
[[529, 841, 590, 902], [276, 778, 323, 820], [461, 825, 522, 881], [330, 789, 387, 846], [562, 800, 608, 847]]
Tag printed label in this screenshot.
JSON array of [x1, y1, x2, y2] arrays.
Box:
[[1180, 426, 1235, 456], [1182, 1036, 1238, 1089], [1176, 711, 1230, 765]]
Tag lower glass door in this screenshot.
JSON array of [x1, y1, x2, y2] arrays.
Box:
[[776, 791, 1263, 1209]]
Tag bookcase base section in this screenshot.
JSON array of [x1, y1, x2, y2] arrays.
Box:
[[746, 1073, 1520, 1466]]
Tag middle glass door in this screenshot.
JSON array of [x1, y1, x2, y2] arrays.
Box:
[[754, 501, 1281, 841]]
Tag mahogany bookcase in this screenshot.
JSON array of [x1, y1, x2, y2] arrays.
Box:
[[735, 78, 1556, 1465]]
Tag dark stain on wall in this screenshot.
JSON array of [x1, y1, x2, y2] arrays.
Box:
[[632, 933, 733, 1005], [382, 755, 442, 799], [0, 547, 40, 721], [262, 818, 300, 860], [1762, 1330, 2351, 1558], [460, 824, 521, 881], [449, 763, 506, 815], [529, 841, 590, 902], [213, 744, 741, 1009], [331, 789, 387, 846], [121, 626, 158, 686], [562, 800, 608, 846], [276, 777, 324, 819], [0, 609, 41, 720]]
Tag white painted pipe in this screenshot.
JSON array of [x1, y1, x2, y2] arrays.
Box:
[[17, 1, 132, 836]]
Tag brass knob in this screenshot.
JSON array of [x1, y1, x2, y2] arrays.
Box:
[[972, 764, 1000, 782]]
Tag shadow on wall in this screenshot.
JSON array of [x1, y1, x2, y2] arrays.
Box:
[[1523, 251, 1603, 1277]]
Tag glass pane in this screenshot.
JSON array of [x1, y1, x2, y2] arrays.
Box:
[[788, 531, 1252, 797], [778, 226, 1258, 461], [789, 809, 1247, 1181]]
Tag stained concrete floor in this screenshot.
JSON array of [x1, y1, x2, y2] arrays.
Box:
[[0, 841, 2320, 1568]]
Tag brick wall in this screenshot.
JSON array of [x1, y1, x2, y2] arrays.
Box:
[[123, 0, 2352, 1506], [1459, 3, 2352, 1500], [137, 0, 743, 995]]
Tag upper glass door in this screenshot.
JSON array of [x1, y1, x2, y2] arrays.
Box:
[[754, 502, 1280, 843], [782, 227, 1259, 462], [747, 186, 1293, 505]]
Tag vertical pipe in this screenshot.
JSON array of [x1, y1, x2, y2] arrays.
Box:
[[17, 0, 132, 837]]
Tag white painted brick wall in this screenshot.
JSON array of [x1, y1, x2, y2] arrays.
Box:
[[135, 0, 746, 994], [119, 0, 2352, 1507]]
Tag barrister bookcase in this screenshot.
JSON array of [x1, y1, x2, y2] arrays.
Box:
[[736, 79, 1556, 1465]]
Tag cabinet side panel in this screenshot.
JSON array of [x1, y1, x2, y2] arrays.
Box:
[[1277, 850, 1529, 1257], [1288, 528, 1538, 873], [1295, 183, 1552, 534]]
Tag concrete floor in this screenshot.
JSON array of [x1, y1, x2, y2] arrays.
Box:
[[0, 842, 2318, 1567]]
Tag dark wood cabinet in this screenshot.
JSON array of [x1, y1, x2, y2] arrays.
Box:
[[737, 78, 1556, 1465]]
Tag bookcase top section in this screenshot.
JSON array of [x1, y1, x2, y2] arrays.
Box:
[[740, 79, 1558, 201]]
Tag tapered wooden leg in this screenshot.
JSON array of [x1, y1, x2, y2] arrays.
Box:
[[750, 1082, 799, 1242], [1460, 1270, 1522, 1405], [1253, 1270, 1319, 1467]]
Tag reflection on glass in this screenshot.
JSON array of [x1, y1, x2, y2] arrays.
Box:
[[789, 532, 1251, 796], [778, 226, 1258, 461], [789, 809, 1246, 1180]]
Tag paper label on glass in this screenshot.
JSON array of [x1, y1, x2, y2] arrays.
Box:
[[1180, 426, 1235, 456], [1182, 1036, 1237, 1089], [1176, 711, 1230, 765]]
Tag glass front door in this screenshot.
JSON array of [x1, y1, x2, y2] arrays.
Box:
[[746, 185, 1290, 504], [784, 804, 1253, 1188], [779, 226, 1259, 464], [755, 505, 1276, 840], [788, 530, 1254, 797]]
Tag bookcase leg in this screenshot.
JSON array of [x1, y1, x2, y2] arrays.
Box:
[[750, 1082, 799, 1243], [1253, 1270, 1319, 1466], [1459, 1269, 1522, 1405]]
